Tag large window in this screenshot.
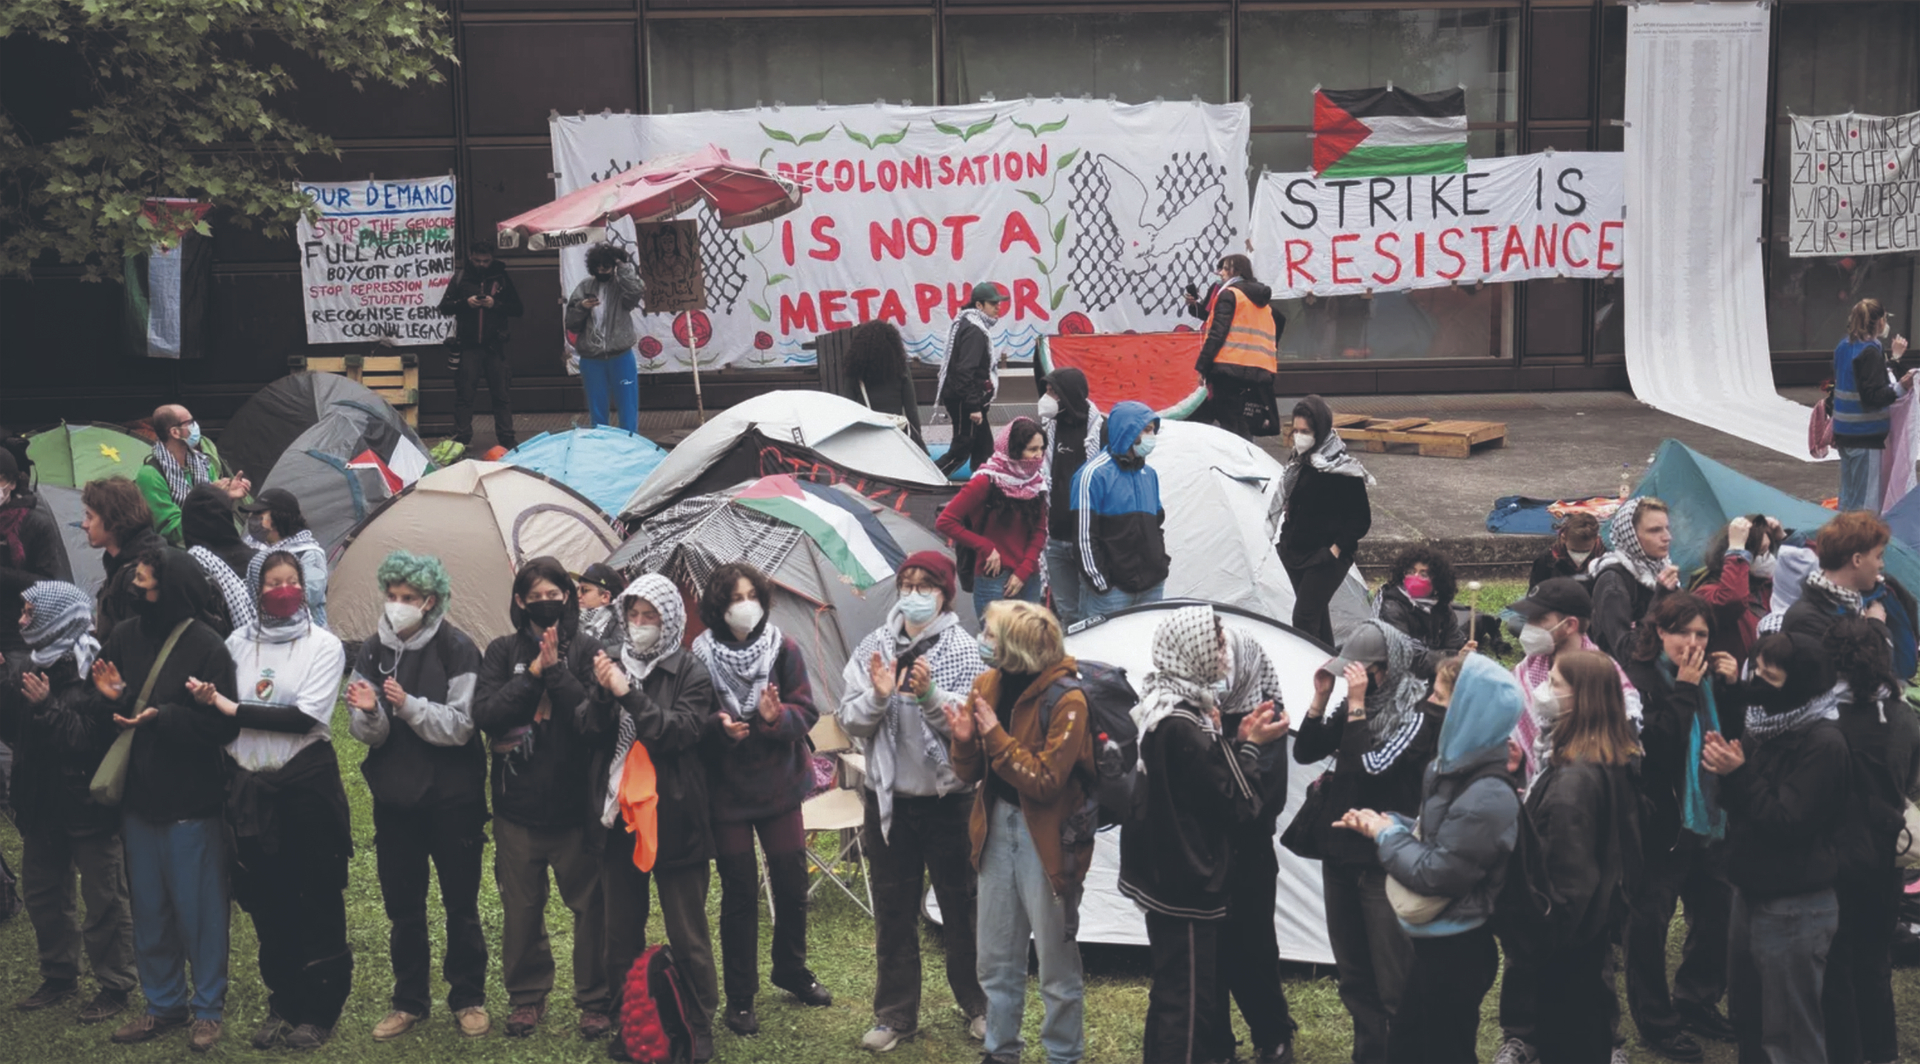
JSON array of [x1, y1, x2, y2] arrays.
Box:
[[943, 12, 1229, 106], [1239, 7, 1519, 128], [648, 16, 934, 114]]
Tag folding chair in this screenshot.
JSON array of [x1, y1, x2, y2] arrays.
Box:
[[761, 714, 874, 921]]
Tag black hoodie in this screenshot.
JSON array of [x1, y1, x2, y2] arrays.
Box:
[[437, 258, 524, 349], [1043, 368, 1096, 541], [180, 483, 256, 580], [1194, 281, 1283, 383], [1277, 395, 1372, 570]]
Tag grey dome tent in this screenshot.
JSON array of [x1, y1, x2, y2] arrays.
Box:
[[259, 392, 432, 553], [219, 372, 422, 485]]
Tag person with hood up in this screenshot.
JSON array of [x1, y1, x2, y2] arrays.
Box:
[[1193, 254, 1282, 439], [845, 318, 926, 449], [5, 582, 137, 1024], [1783, 511, 1919, 681], [574, 562, 625, 646], [1335, 653, 1524, 1064], [1590, 497, 1680, 662], [935, 282, 1006, 478], [180, 482, 255, 635], [186, 549, 350, 1050], [135, 404, 248, 547], [1621, 592, 1741, 1063], [1758, 542, 1821, 636], [1372, 545, 1470, 681], [0, 447, 71, 653], [1527, 512, 1603, 592], [1688, 515, 1784, 666], [1036, 367, 1102, 625], [438, 238, 526, 451], [944, 600, 1094, 1064], [237, 488, 329, 629], [836, 552, 989, 1053], [690, 562, 833, 1037], [82, 477, 164, 637], [90, 549, 239, 1051], [938, 417, 1050, 616], [1277, 395, 1373, 645], [473, 557, 612, 1040], [1071, 399, 1170, 619], [1507, 578, 1641, 789], [564, 241, 644, 432], [1119, 605, 1290, 1064], [1290, 619, 1445, 1064], [1819, 616, 1920, 1064], [585, 573, 721, 1063], [345, 550, 492, 1043], [1702, 633, 1850, 1064]]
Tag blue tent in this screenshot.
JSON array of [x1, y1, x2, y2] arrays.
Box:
[[1630, 439, 1920, 598], [502, 426, 668, 518], [1887, 487, 1920, 556]]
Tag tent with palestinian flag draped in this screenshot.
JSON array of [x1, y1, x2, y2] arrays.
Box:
[[1313, 86, 1468, 177], [124, 199, 213, 359]]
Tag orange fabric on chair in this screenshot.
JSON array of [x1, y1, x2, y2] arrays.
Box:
[[616, 741, 661, 872]]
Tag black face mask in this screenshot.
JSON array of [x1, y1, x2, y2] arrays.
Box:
[[524, 599, 567, 628], [1736, 677, 1802, 714], [131, 595, 164, 622]]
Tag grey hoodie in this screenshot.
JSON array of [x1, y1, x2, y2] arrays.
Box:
[[564, 263, 645, 358]]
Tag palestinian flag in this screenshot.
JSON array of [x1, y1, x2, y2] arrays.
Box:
[[733, 475, 899, 589], [1313, 87, 1468, 177], [123, 199, 212, 359]]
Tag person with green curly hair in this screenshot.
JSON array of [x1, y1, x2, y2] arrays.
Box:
[[345, 550, 495, 1043]]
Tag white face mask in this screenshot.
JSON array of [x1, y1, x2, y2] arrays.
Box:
[[1750, 552, 1777, 581], [1566, 548, 1592, 564], [1531, 677, 1562, 721], [725, 599, 765, 638], [1881, 320, 1893, 339], [898, 591, 940, 625], [1036, 394, 1060, 421], [385, 601, 424, 634], [628, 624, 662, 654], [1292, 432, 1315, 455], [1518, 619, 1563, 658], [0, 484, 11, 507]]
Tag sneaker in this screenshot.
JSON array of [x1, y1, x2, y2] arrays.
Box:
[[14, 978, 78, 1011], [371, 1009, 422, 1042], [284, 1024, 331, 1050], [1610, 1048, 1630, 1064], [188, 1019, 223, 1053], [456, 1006, 491, 1037], [1257, 1042, 1297, 1064], [968, 1014, 987, 1042], [1677, 1003, 1737, 1043], [579, 1010, 613, 1040], [724, 1005, 760, 1036], [78, 988, 130, 1024], [774, 975, 833, 1008], [1645, 1032, 1706, 1063], [112, 1012, 189, 1045], [250, 1012, 291, 1049], [860, 1025, 910, 1052], [1494, 1037, 1541, 1064], [506, 1003, 546, 1037]]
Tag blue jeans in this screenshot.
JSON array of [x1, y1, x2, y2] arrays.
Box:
[[1839, 446, 1883, 513], [1728, 886, 1838, 1064], [579, 350, 639, 431], [976, 800, 1085, 1064], [1044, 539, 1084, 626], [1079, 581, 1165, 622], [124, 815, 229, 1020], [972, 567, 1044, 619]]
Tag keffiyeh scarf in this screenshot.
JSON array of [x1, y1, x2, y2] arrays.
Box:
[[1280, 430, 1375, 514], [1744, 683, 1843, 744], [22, 580, 99, 675], [149, 441, 213, 503], [1591, 498, 1668, 590], [934, 308, 996, 411], [191, 545, 257, 632], [603, 574, 688, 828], [1133, 604, 1224, 737], [1804, 568, 1865, 614], [691, 619, 784, 720], [977, 422, 1048, 500]]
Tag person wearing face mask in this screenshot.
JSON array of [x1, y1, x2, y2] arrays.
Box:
[[1687, 514, 1784, 666], [835, 552, 989, 1053], [1590, 497, 1680, 663], [938, 417, 1050, 616], [1528, 512, 1603, 592], [1193, 255, 1284, 439], [583, 573, 721, 1062], [1035, 368, 1102, 625], [1276, 395, 1373, 645], [472, 557, 612, 1040], [83, 477, 165, 637], [1830, 298, 1912, 513], [1784, 513, 1920, 682], [1372, 546, 1469, 681], [689, 562, 832, 1036], [573, 562, 625, 646], [564, 242, 644, 432], [1121, 606, 1289, 1064], [345, 551, 492, 1043], [237, 489, 328, 629], [935, 282, 1007, 477], [187, 550, 349, 1050], [1507, 578, 1642, 789], [135, 404, 249, 547], [1702, 633, 1849, 1064], [1070, 399, 1170, 619]]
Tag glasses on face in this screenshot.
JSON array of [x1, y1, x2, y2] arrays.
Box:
[[899, 582, 939, 595]]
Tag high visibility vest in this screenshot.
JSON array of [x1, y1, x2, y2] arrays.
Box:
[[1832, 336, 1890, 441], [1207, 287, 1278, 374]]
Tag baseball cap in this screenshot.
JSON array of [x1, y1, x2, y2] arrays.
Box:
[[576, 562, 625, 596], [237, 487, 299, 515], [1510, 577, 1593, 621], [970, 281, 1007, 305], [1319, 623, 1391, 677]]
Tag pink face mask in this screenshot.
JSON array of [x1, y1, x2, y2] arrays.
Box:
[[1403, 573, 1434, 599]]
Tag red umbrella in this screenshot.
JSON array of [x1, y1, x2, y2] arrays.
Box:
[[495, 144, 802, 251]]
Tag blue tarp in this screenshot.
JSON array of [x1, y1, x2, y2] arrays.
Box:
[[502, 427, 667, 517], [1487, 496, 1569, 535], [1887, 487, 1920, 556]]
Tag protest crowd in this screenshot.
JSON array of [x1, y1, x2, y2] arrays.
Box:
[[2, 272, 1918, 1064]]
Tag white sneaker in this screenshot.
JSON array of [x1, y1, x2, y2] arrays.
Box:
[[1609, 1047, 1629, 1064], [968, 1014, 987, 1042], [1494, 1038, 1540, 1064], [860, 1025, 908, 1053]]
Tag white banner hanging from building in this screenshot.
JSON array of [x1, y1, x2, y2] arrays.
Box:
[[296, 176, 458, 345], [1786, 110, 1920, 258], [1248, 152, 1624, 296], [548, 100, 1251, 372]]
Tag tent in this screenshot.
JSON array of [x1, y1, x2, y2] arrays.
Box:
[[36, 487, 100, 596], [1887, 487, 1920, 556], [328, 462, 622, 647], [24, 421, 149, 487], [502, 426, 668, 520], [260, 396, 433, 555], [219, 372, 422, 485], [1631, 439, 1920, 597], [609, 476, 975, 710], [620, 390, 946, 522]]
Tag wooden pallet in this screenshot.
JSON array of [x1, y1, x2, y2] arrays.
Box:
[[296, 354, 420, 427], [1332, 413, 1506, 458]]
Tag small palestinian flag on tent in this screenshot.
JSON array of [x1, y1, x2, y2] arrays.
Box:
[[1313, 87, 1468, 177], [732, 474, 900, 590], [124, 199, 212, 359]]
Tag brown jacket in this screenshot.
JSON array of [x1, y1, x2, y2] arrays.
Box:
[[950, 658, 1096, 896]]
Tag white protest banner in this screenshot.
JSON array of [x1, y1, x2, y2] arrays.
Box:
[[1787, 110, 1920, 257], [547, 100, 1250, 372], [297, 176, 458, 344], [1249, 152, 1624, 297]]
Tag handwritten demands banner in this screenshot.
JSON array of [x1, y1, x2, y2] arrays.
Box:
[[1250, 152, 1625, 297], [297, 176, 458, 344], [549, 101, 1250, 371], [1787, 111, 1920, 258]]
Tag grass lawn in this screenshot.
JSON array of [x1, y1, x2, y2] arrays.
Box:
[[9, 581, 1920, 1062]]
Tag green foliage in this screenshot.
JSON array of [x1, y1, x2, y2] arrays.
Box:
[[0, 0, 455, 280]]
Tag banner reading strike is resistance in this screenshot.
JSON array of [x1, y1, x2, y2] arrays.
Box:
[[1787, 110, 1920, 258], [297, 176, 458, 344]]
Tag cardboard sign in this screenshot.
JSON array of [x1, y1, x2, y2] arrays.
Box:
[[636, 220, 707, 314]]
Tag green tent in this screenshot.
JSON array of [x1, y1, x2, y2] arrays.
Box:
[[25, 421, 149, 488]]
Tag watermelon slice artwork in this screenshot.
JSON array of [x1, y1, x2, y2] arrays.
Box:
[[1313, 86, 1468, 178], [1037, 332, 1209, 421]]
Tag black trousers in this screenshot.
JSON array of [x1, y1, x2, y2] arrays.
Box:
[[1532, 933, 1614, 1064], [452, 336, 517, 449], [602, 827, 718, 1034], [1203, 373, 1266, 440], [232, 764, 354, 1029], [1207, 837, 1297, 1058], [371, 800, 489, 1017], [1822, 870, 1900, 1064], [862, 791, 985, 1032], [1285, 555, 1353, 648], [1386, 926, 1498, 1064], [713, 810, 811, 1006], [1624, 835, 1729, 1043], [936, 402, 994, 476], [1144, 910, 1224, 1064]]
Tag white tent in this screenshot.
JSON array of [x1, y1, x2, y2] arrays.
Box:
[[620, 390, 946, 522]]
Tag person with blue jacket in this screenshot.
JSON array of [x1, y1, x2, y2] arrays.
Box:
[[1070, 400, 1170, 619], [1830, 298, 1912, 513], [1337, 653, 1524, 1064]]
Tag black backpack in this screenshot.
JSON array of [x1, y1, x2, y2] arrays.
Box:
[[1036, 659, 1141, 829]]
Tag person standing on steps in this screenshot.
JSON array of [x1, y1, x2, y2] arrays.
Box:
[[1277, 395, 1373, 645], [1193, 254, 1282, 440], [565, 242, 644, 432], [439, 238, 525, 452], [935, 283, 1005, 478], [1829, 298, 1911, 513]]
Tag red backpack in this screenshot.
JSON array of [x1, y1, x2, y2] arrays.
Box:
[[617, 946, 695, 1064]]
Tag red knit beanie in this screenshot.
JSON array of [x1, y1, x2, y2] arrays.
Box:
[[899, 550, 958, 608]]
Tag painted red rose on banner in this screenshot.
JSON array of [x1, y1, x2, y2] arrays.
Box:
[[637, 336, 664, 359], [753, 331, 774, 350], [1058, 312, 1094, 336], [672, 311, 714, 349]]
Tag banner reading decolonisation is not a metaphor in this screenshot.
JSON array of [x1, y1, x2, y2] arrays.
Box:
[[1249, 152, 1625, 298], [549, 100, 1251, 371], [296, 176, 458, 344]]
